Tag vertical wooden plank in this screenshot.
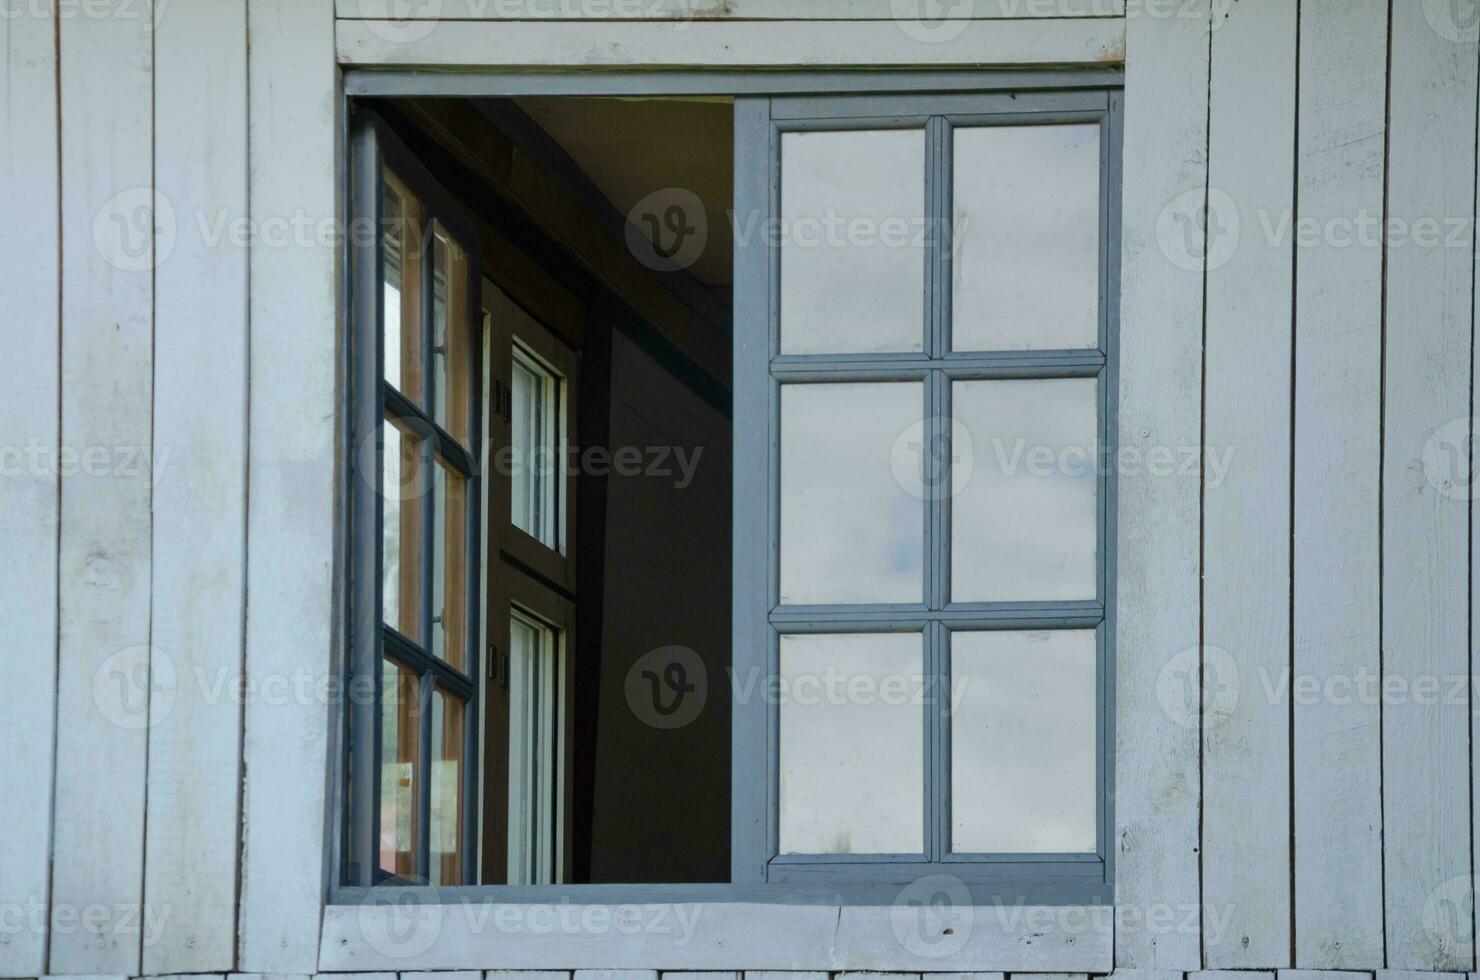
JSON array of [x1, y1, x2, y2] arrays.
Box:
[[1202, 0, 1297, 967], [239, 0, 338, 971], [1114, 0, 1209, 970], [49, 1, 154, 974], [1383, 0, 1476, 970], [0, 3, 59, 977], [1291, 0, 1388, 968], [143, 0, 249, 973]]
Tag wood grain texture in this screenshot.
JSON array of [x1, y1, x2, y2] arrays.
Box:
[[238, 0, 339, 971], [143, 0, 250, 972], [1382, 0, 1477, 970], [0, 2, 60, 976], [1291, 0, 1388, 968], [335, 0, 1124, 18], [334, 18, 1125, 68], [49, 3, 154, 973], [320, 902, 1110, 972], [1201, 0, 1296, 966], [1112, 0, 1210, 969]]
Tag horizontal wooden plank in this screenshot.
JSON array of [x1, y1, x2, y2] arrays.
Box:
[[337, 0, 1124, 18], [336, 18, 1125, 67], [320, 902, 1111, 972]]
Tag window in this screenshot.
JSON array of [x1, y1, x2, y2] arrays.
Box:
[[344, 82, 1118, 904], [734, 90, 1116, 891], [347, 141, 482, 887]]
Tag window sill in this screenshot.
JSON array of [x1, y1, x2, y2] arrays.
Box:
[[321, 897, 1111, 972]]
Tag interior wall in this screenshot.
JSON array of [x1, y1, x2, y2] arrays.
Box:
[[588, 330, 733, 883]]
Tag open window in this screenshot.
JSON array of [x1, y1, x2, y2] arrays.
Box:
[[344, 83, 1119, 904]]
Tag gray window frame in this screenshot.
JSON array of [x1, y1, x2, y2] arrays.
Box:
[[337, 70, 1121, 909], [732, 89, 1122, 893], [347, 109, 485, 889]]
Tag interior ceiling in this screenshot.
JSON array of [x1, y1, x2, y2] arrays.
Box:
[[514, 96, 734, 288]]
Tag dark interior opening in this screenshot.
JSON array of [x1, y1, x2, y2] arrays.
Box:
[[375, 93, 734, 885]]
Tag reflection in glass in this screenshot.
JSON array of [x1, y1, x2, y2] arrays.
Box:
[[509, 609, 561, 884], [379, 658, 420, 876], [383, 174, 423, 403], [431, 458, 467, 670], [952, 124, 1101, 351], [951, 629, 1097, 853], [780, 382, 923, 604], [951, 378, 1097, 602], [429, 687, 464, 885], [511, 347, 559, 549], [780, 129, 925, 354], [430, 227, 471, 444], [381, 418, 422, 639], [779, 632, 923, 854]]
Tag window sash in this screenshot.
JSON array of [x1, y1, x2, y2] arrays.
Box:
[[731, 89, 1121, 888]]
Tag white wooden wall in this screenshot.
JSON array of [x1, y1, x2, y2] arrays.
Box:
[[2, 0, 1479, 978]]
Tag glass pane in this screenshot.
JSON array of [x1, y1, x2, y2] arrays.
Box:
[[381, 418, 422, 639], [780, 129, 925, 354], [379, 658, 420, 876], [431, 227, 472, 445], [429, 688, 465, 886], [383, 173, 423, 403], [509, 610, 561, 885], [780, 382, 923, 604], [951, 629, 1097, 853], [778, 632, 924, 854], [952, 124, 1101, 351], [951, 378, 1098, 602], [431, 458, 467, 671], [510, 348, 559, 549]]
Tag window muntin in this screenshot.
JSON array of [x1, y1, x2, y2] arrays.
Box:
[[370, 163, 481, 885], [760, 101, 1114, 883]]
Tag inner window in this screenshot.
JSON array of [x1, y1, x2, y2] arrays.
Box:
[[346, 85, 1116, 897]]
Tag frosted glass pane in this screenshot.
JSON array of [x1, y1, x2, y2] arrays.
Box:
[[779, 633, 923, 854], [780, 129, 925, 354], [780, 382, 923, 604], [952, 124, 1100, 350], [951, 378, 1097, 601], [951, 629, 1097, 853]]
